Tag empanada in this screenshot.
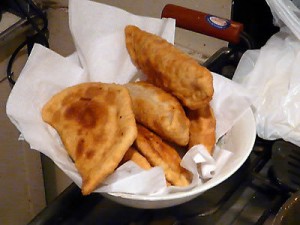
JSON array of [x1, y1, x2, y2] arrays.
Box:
[[121, 146, 152, 170], [42, 82, 137, 195], [125, 81, 190, 146], [134, 124, 191, 187], [125, 25, 213, 110], [188, 104, 216, 155]]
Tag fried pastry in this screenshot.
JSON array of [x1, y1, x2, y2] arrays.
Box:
[[125, 25, 213, 110], [188, 104, 216, 155], [42, 82, 137, 195], [121, 146, 152, 170], [134, 124, 191, 187], [125, 81, 190, 146]]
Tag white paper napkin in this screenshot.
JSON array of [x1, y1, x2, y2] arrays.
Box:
[[69, 0, 175, 83], [6, 0, 254, 195]]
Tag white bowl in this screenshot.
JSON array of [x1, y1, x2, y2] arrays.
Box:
[[102, 108, 256, 209]]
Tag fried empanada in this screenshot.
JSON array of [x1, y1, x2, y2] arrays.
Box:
[[121, 146, 152, 170], [125, 81, 190, 146], [42, 82, 137, 195], [125, 25, 213, 110], [134, 124, 191, 187], [188, 105, 216, 155]]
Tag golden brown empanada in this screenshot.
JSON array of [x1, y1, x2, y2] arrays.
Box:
[[134, 124, 191, 187], [121, 146, 152, 170], [125, 81, 190, 146], [187, 104, 216, 155], [42, 82, 137, 195], [125, 25, 213, 110]]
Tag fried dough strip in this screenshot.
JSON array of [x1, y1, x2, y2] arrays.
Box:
[[121, 147, 152, 170], [187, 104, 216, 155], [125, 25, 213, 110], [135, 124, 191, 186]]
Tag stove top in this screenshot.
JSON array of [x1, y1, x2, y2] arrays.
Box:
[[27, 137, 293, 225]]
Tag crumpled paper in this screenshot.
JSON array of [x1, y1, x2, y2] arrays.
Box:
[[6, 0, 254, 195]]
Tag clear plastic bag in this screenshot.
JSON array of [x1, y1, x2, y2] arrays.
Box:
[[266, 0, 300, 39], [233, 1, 300, 146]]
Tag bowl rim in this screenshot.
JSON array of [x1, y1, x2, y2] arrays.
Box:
[[107, 107, 256, 201]]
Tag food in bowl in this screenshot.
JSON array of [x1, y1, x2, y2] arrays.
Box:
[[41, 82, 138, 195], [125, 25, 214, 109], [41, 25, 217, 196], [125, 81, 190, 146]]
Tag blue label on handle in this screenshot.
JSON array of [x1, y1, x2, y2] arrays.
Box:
[[206, 15, 230, 29]]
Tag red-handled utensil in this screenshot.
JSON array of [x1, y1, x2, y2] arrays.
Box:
[[161, 4, 244, 45]]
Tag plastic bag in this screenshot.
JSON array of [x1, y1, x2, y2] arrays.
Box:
[[233, 1, 300, 147], [266, 0, 300, 40]]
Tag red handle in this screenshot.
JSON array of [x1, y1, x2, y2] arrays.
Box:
[[161, 4, 244, 44]]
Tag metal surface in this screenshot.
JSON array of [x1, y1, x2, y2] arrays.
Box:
[[0, 17, 27, 41], [0, 12, 40, 62], [27, 137, 293, 225], [271, 140, 300, 191], [273, 190, 300, 225]]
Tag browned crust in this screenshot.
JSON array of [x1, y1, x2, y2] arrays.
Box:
[[42, 82, 137, 195], [125, 81, 190, 146], [187, 104, 216, 155], [134, 124, 191, 186], [125, 25, 213, 110], [121, 146, 152, 170]]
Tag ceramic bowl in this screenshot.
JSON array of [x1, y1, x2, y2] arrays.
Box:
[[103, 108, 256, 209]]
